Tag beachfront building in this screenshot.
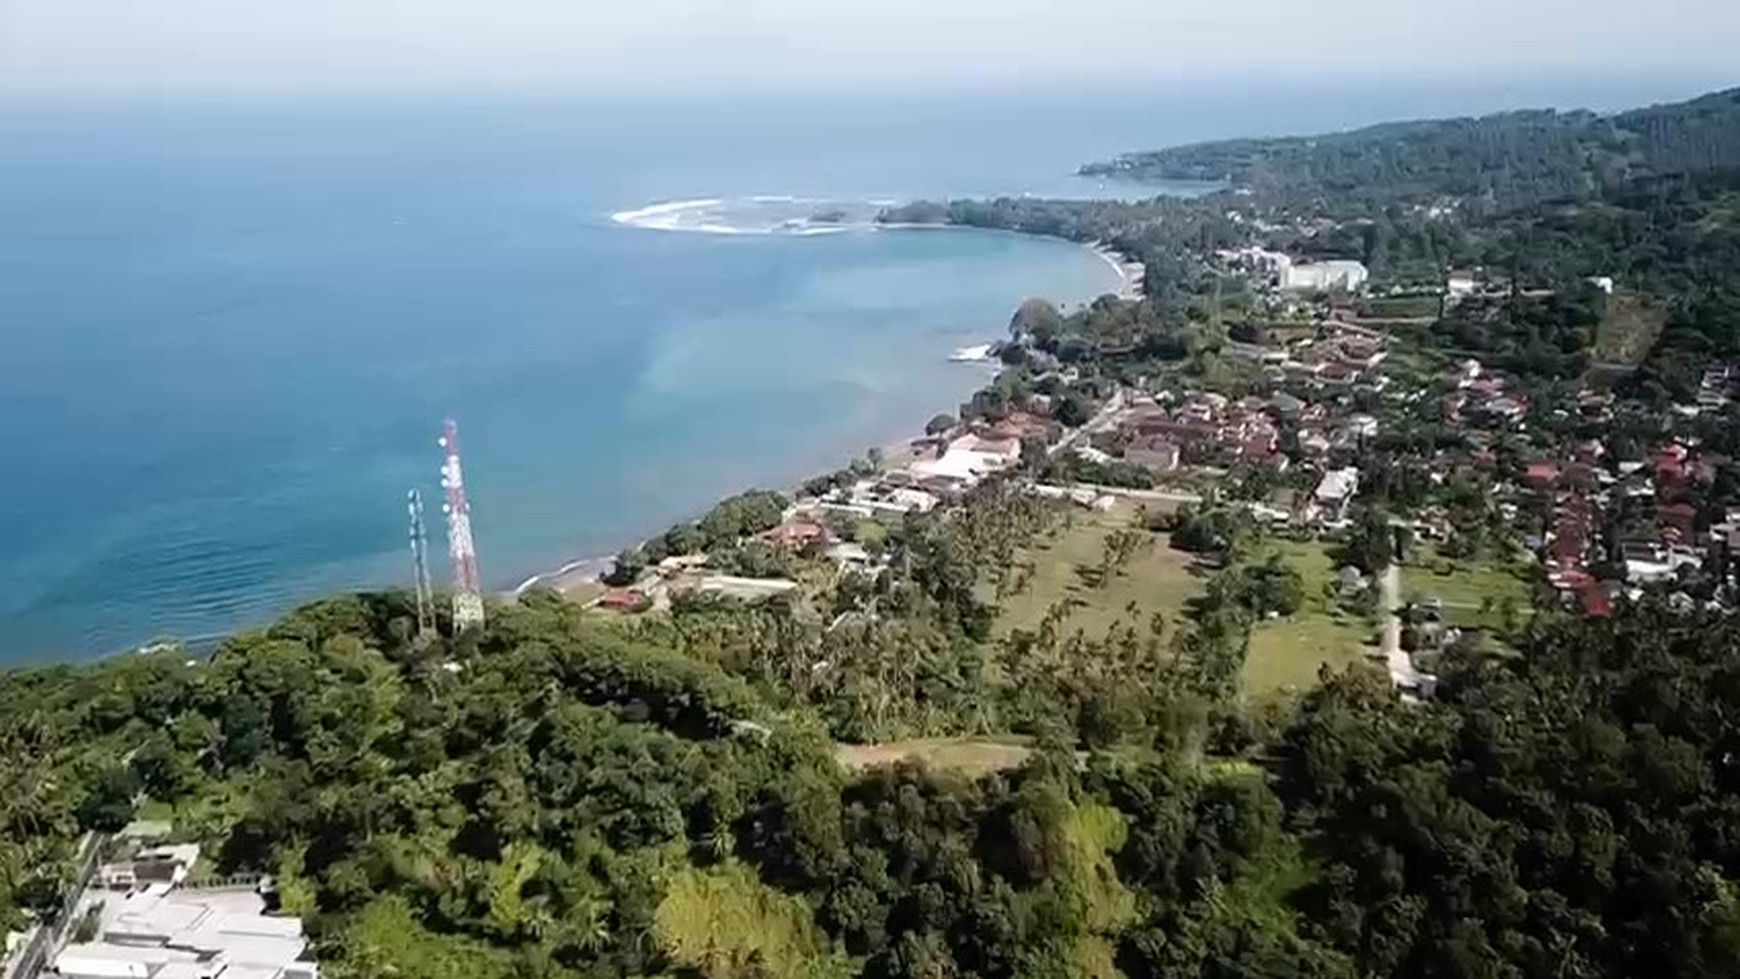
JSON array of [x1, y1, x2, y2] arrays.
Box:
[[1281, 260, 1369, 293], [907, 433, 1021, 489], [815, 480, 941, 520]]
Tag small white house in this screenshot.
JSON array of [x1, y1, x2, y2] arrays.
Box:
[[1314, 467, 1361, 520]]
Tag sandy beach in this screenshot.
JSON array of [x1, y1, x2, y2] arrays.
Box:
[[1088, 241, 1146, 300]]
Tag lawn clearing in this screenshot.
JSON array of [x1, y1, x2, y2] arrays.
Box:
[[562, 579, 608, 606], [986, 501, 1203, 640], [1243, 538, 1380, 695], [1593, 293, 1667, 365], [834, 737, 1035, 777], [1402, 557, 1532, 630], [1358, 295, 1442, 320], [1246, 613, 1378, 694]]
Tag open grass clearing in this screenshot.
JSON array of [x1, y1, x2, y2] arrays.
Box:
[[986, 500, 1204, 640], [834, 737, 1035, 776], [1593, 293, 1667, 365], [1246, 611, 1379, 694], [1360, 295, 1443, 320], [1402, 557, 1532, 630], [1242, 538, 1381, 695]]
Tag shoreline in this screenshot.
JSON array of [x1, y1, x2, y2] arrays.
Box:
[[508, 397, 979, 599], [511, 233, 1139, 601], [1087, 240, 1145, 300]]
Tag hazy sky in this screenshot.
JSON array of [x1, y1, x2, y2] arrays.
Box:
[[3, 0, 1738, 96]]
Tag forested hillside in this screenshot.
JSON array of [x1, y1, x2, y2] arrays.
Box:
[[1080, 87, 1740, 208], [7, 588, 1740, 978]]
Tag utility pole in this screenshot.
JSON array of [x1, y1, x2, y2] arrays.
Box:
[[406, 489, 435, 639]]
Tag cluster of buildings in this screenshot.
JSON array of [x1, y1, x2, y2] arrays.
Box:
[[50, 826, 317, 979], [1117, 391, 1282, 473], [1697, 363, 1740, 413], [1445, 359, 1529, 428], [1519, 403, 1735, 615], [1274, 321, 1390, 393], [594, 415, 1051, 614]]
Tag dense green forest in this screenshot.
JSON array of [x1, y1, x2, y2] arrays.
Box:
[[884, 87, 1740, 388], [8, 587, 1740, 978], [1080, 88, 1740, 209]]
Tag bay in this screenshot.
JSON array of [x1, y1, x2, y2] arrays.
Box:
[[0, 78, 1711, 660]]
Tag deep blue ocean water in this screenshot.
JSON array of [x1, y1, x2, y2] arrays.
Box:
[[0, 79, 1720, 660]]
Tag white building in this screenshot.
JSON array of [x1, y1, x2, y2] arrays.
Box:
[[1217, 246, 1293, 279], [907, 434, 1021, 489], [1314, 467, 1360, 520], [1281, 260, 1369, 293], [58, 881, 317, 979]]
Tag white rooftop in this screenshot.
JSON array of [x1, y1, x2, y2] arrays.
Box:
[[69, 884, 317, 979], [1315, 467, 1360, 503]]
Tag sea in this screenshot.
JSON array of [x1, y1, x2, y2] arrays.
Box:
[[0, 77, 1720, 662]]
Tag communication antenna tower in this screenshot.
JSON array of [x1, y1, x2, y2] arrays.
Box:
[[406, 489, 435, 638], [439, 418, 486, 630]]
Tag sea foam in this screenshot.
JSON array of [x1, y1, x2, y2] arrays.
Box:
[[610, 195, 884, 236]]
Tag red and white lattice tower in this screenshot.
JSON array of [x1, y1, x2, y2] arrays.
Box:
[[438, 418, 486, 630]]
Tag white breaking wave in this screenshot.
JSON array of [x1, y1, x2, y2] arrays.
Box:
[[610, 194, 886, 236], [609, 198, 726, 229]]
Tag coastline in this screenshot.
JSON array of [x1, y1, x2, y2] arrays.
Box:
[[1088, 240, 1146, 300], [876, 221, 1144, 301], [511, 230, 1140, 601], [510, 386, 983, 600]]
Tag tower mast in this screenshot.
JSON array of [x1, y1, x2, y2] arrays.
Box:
[[439, 418, 486, 630], [406, 489, 435, 638]]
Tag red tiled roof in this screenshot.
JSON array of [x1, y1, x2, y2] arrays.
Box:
[[600, 588, 647, 610], [761, 522, 827, 548], [1524, 461, 1560, 485], [1240, 437, 1276, 458]]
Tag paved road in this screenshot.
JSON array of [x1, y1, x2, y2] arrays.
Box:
[[1048, 390, 1126, 457], [4, 833, 103, 979], [1379, 563, 1426, 689], [1062, 482, 1205, 505]]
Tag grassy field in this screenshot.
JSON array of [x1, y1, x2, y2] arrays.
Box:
[[1593, 293, 1667, 365], [986, 501, 1204, 640], [989, 520, 1382, 695], [1358, 295, 1443, 320], [1402, 557, 1533, 629], [562, 580, 608, 606], [1243, 539, 1380, 695], [834, 737, 1036, 776]]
